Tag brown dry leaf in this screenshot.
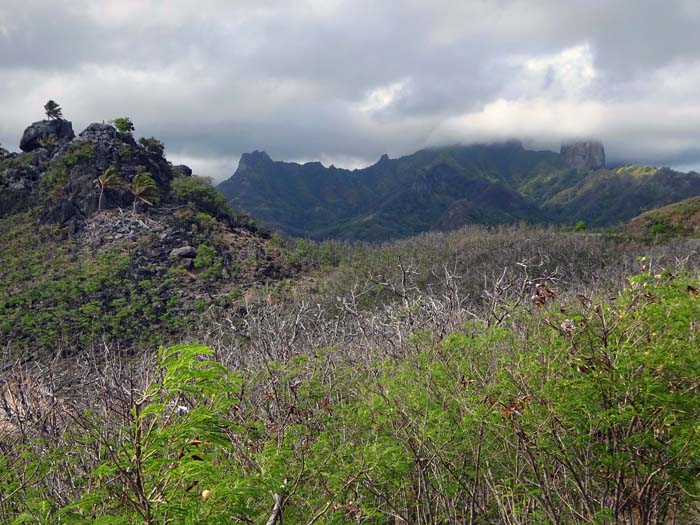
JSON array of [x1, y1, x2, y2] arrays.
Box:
[[577, 294, 592, 309], [560, 319, 575, 337]]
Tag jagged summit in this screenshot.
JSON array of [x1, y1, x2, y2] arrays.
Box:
[[0, 111, 287, 353], [237, 150, 273, 171], [43, 122, 179, 227]]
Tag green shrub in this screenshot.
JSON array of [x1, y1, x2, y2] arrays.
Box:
[[58, 344, 262, 523], [240, 270, 699, 523], [113, 117, 135, 135], [60, 141, 96, 166], [171, 175, 234, 220], [118, 143, 133, 161], [194, 243, 216, 269], [648, 221, 673, 237], [39, 165, 69, 203], [139, 136, 165, 157], [3, 272, 700, 523]]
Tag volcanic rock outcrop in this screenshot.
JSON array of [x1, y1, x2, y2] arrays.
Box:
[[19, 119, 75, 152], [1, 118, 193, 229]]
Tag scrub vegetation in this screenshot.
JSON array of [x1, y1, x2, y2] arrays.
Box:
[[2, 223, 700, 524]]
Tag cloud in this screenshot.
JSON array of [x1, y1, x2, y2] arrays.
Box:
[[428, 44, 603, 147], [356, 80, 410, 116], [518, 44, 596, 97], [429, 43, 700, 168], [429, 98, 606, 145], [2, 0, 700, 178]]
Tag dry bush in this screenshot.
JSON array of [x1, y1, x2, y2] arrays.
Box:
[[2, 227, 700, 523]]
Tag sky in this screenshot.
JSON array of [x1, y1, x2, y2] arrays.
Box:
[[2, 0, 700, 180]]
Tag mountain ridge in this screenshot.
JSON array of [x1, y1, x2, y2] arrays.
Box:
[[219, 141, 700, 240]]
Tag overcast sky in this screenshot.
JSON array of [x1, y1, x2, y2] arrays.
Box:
[[2, 0, 700, 179]]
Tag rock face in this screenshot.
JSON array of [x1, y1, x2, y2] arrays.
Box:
[[236, 150, 273, 173], [19, 119, 75, 152], [2, 117, 230, 232], [560, 141, 605, 170], [0, 163, 41, 218]]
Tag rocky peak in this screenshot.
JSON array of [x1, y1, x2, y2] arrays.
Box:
[[19, 119, 75, 152], [560, 141, 605, 170], [237, 150, 272, 172]]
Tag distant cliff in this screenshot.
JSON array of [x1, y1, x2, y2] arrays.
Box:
[[560, 141, 605, 170]]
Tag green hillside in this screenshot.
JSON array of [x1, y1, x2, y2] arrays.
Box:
[[626, 196, 700, 238]]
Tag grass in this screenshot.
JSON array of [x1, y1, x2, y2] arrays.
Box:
[[615, 164, 659, 177]]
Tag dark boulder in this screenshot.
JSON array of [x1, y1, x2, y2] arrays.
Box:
[[19, 120, 75, 152], [170, 246, 196, 258], [79, 123, 117, 141], [43, 199, 84, 231], [30, 148, 52, 166]]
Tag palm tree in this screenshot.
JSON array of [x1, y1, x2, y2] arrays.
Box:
[[130, 168, 160, 214], [44, 100, 63, 120], [97, 166, 125, 211]]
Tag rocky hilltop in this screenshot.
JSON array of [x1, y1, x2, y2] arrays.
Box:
[[1, 117, 184, 230], [219, 140, 700, 240], [0, 110, 289, 353]]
